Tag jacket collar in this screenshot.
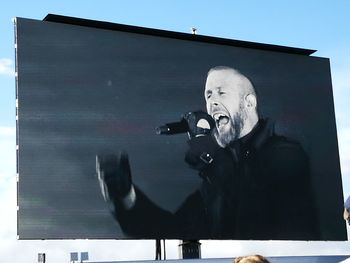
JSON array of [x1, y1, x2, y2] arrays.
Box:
[[228, 118, 275, 159]]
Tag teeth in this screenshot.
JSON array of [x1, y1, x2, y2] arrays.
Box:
[[213, 113, 226, 121]]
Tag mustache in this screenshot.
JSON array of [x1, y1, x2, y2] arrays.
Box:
[[209, 105, 231, 119], [213, 112, 245, 147]]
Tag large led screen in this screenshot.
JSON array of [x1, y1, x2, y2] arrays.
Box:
[[16, 15, 347, 240]]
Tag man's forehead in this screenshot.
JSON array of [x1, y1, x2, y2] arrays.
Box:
[[206, 69, 244, 89]]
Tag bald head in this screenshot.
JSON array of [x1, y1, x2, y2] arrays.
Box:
[[205, 66, 259, 147], [207, 66, 256, 98]]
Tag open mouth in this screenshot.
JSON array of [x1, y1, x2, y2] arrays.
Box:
[[212, 112, 230, 128]]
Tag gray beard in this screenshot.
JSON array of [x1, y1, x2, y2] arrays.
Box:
[[214, 111, 245, 148]]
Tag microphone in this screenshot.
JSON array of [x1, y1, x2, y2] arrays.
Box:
[[156, 118, 188, 135], [156, 111, 215, 137]]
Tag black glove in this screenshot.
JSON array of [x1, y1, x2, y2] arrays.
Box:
[[96, 151, 132, 202], [185, 135, 221, 171], [183, 110, 215, 139], [182, 110, 218, 171], [185, 134, 235, 188]]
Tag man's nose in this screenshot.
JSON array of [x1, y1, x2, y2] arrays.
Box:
[[206, 95, 217, 105], [210, 100, 219, 107], [207, 100, 219, 113]]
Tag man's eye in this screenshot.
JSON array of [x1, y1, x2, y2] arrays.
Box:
[[219, 91, 225, 95], [206, 93, 212, 99]]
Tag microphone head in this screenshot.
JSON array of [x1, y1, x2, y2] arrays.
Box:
[[184, 111, 215, 138], [155, 111, 214, 137], [196, 118, 212, 130], [155, 125, 170, 135]]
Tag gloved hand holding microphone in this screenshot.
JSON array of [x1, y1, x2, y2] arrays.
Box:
[[156, 110, 221, 173]]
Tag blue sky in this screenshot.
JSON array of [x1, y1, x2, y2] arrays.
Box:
[[1, 1, 350, 262]]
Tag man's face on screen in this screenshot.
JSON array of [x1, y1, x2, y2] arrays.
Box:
[[205, 68, 248, 147]]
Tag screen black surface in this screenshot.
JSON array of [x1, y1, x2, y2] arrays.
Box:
[[16, 16, 346, 240]]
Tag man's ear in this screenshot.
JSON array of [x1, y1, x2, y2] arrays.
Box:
[[245, 93, 257, 109]]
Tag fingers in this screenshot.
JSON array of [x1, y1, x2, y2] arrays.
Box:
[[96, 151, 132, 200], [183, 111, 215, 138], [96, 155, 112, 201], [96, 155, 102, 178], [96, 154, 119, 180], [119, 151, 131, 177]]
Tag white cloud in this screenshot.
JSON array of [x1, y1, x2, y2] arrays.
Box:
[[339, 127, 350, 175], [332, 62, 350, 201], [332, 67, 350, 89], [0, 127, 16, 178], [333, 74, 350, 127], [0, 128, 17, 243], [0, 126, 15, 137], [0, 58, 15, 76]]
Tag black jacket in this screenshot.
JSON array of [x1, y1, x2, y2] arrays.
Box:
[[114, 119, 321, 240]]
